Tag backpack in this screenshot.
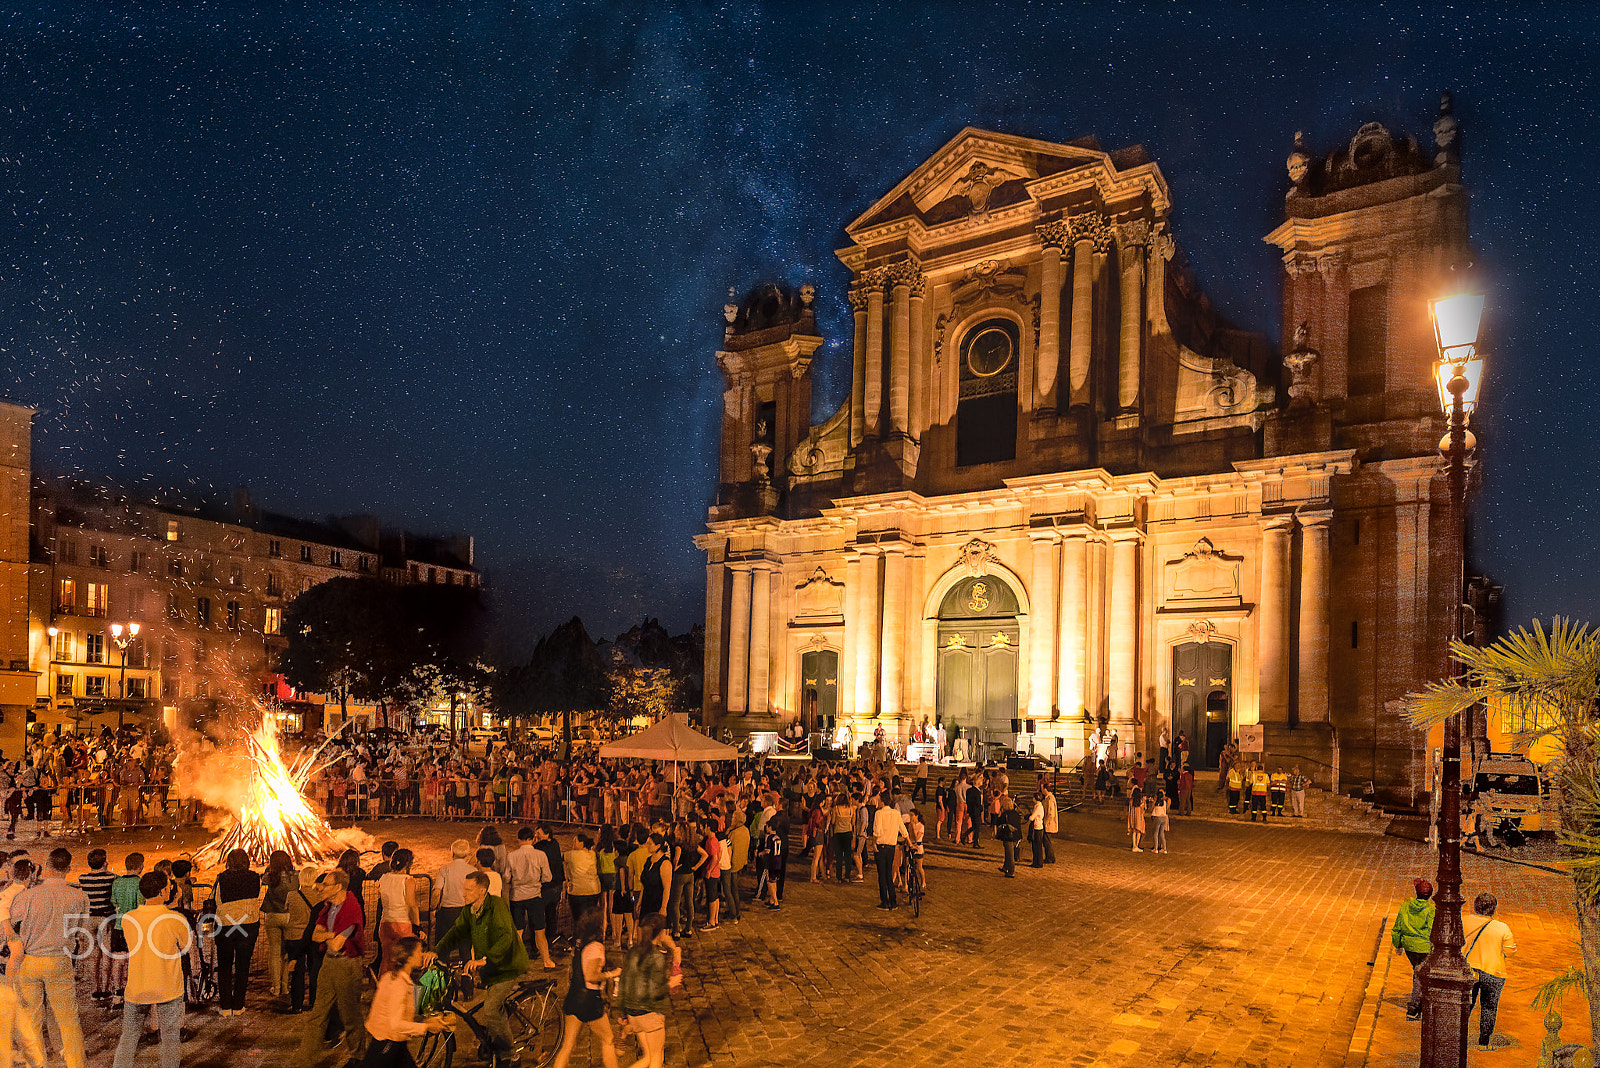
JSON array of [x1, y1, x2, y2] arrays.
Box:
[[286, 889, 317, 953], [716, 837, 732, 870]]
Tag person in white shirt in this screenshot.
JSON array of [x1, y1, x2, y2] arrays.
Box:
[[363, 936, 447, 1067], [430, 840, 475, 952], [1028, 794, 1047, 868], [376, 849, 418, 974], [870, 798, 906, 911], [506, 828, 556, 969]]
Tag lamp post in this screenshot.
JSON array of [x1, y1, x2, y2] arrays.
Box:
[[109, 622, 140, 729], [1420, 288, 1485, 1068]]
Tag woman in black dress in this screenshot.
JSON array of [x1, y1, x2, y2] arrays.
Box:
[[549, 912, 618, 1068], [638, 833, 670, 921]]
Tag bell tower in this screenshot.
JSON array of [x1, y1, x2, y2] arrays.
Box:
[[710, 283, 823, 521]]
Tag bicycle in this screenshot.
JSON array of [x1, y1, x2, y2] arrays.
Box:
[[413, 957, 562, 1068], [896, 846, 926, 918]]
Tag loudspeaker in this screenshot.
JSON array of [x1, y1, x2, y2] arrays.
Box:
[[1026, 719, 1036, 734], [1010, 719, 1022, 733]]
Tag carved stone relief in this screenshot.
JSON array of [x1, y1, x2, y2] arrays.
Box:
[[1164, 537, 1243, 607], [958, 537, 998, 578]]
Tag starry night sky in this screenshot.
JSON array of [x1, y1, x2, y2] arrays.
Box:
[[3, 3, 1594, 659]]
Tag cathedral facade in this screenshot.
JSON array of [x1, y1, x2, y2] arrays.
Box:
[[697, 98, 1471, 797]]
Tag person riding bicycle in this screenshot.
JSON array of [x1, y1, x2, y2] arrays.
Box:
[[424, 870, 529, 1068]]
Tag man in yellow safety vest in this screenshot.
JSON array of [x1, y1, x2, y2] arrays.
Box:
[[1226, 765, 1244, 814], [1249, 765, 1271, 822]]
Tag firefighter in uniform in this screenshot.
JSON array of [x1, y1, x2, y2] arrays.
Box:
[[1249, 764, 1271, 822], [1268, 767, 1289, 818], [1226, 764, 1244, 815]]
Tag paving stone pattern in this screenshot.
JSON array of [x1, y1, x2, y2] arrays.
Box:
[[39, 793, 1577, 1068]]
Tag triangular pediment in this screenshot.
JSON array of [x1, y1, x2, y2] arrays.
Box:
[[847, 128, 1108, 235]]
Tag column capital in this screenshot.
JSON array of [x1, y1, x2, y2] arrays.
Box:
[[1105, 526, 1144, 544], [885, 256, 922, 291], [1068, 211, 1111, 252], [847, 285, 871, 312], [1115, 218, 1151, 251], [1027, 527, 1061, 545], [1258, 514, 1295, 534], [1297, 510, 1335, 531], [1037, 217, 1070, 250]]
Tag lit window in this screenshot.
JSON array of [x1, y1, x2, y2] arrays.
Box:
[[84, 583, 108, 618], [227, 601, 241, 631], [196, 597, 211, 627], [127, 677, 148, 699], [84, 675, 105, 697], [85, 633, 105, 664], [264, 607, 282, 636], [57, 579, 76, 613], [52, 630, 72, 660], [166, 520, 179, 542], [55, 674, 73, 696]]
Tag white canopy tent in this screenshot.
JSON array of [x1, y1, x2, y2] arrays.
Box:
[[597, 714, 739, 800]]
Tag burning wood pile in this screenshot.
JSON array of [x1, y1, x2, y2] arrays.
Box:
[[194, 713, 348, 867]]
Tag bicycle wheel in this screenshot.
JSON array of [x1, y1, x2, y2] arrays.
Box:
[[913, 888, 922, 918], [506, 983, 563, 1067]]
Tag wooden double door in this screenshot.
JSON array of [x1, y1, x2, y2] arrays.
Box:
[[1172, 641, 1232, 770], [935, 576, 1021, 742]]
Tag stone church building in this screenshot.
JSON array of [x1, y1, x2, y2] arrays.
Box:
[[697, 98, 1471, 797]]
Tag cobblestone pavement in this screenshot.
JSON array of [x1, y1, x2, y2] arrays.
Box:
[[14, 791, 1581, 1068]]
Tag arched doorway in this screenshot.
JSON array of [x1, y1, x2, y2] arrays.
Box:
[[936, 575, 1020, 752], [798, 648, 838, 735], [1171, 640, 1231, 769]]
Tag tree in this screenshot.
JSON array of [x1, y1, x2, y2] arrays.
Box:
[[1408, 618, 1600, 1050], [494, 617, 609, 759], [281, 577, 405, 727], [395, 582, 490, 737], [607, 666, 682, 724]]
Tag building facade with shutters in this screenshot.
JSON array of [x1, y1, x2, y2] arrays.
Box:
[[697, 100, 1473, 797]]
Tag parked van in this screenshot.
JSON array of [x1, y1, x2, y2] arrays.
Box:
[[1470, 753, 1553, 836]]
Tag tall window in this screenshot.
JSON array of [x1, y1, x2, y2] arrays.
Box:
[[129, 550, 143, 572], [264, 607, 282, 636], [1347, 284, 1388, 397], [62, 540, 78, 564], [167, 593, 182, 619], [196, 597, 211, 627], [55, 674, 73, 696], [84, 583, 108, 618], [85, 633, 105, 664], [226, 600, 241, 631], [166, 519, 179, 542], [127, 588, 146, 616], [195, 640, 208, 664], [229, 565, 243, 587], [266, 573, 281, 597], [168, 557, 183, 579], [268, 539, 282, 557], [88, 544, 109, 567], [329, 550, 342, 567], [127, 677, 148, 699], [57, 579, 76, 614], [52, 630, 72, 661], [85, 675, 106, 697], [300, 545, 312, 562], [955, 318, 1020, 467]]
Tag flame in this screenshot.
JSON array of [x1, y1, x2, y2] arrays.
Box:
[[193, 711, 350, 867]]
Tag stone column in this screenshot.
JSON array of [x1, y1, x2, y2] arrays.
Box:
[[854, 550, 881, 718], [841, 553, 861, 717], [748, 567, 772, 718], [1085, 538, 1107, 718], [1115, 220, 1149, 413], [1257, 516, 1294, 723], [727, 567, 752, 714], [1057, 533, 1088, 724], [1036, 221, 1067, 411], [1297, 512, 1333, 725], [1067, 213, 1107, 409], [879, 549, 908, 727], [887, 260, 919, 437], [907, 275, 928, 440], [703, 562, 725, 711], [1028, 532, 1058, 722], [1107, 532, 1140, 730], [848, 283, 869, 448], [863, 270, 887, 439]]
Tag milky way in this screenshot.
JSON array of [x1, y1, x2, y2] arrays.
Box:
[[3, 3, 1594, 655]]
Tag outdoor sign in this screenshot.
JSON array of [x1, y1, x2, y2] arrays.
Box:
[[1239, 724, 1264, 753]]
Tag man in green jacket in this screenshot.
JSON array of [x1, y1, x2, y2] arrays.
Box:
[[427, 870, 530, 1068], [1391, 877, 1436, 1021]]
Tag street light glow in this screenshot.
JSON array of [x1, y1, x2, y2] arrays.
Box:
[[1429, 290, 1485, 362]]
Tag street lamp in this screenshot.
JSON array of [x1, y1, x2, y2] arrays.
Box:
[[109, 622, 140, 729], [1420, 287, 1486, 1068]]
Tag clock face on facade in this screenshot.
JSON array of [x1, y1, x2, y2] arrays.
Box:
[[966, 327, 1013, 377]]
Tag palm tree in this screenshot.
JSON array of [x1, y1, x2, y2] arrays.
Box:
[[1408, 618, 1600, 1049]]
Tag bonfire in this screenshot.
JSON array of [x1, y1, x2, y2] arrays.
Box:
[[194, 713, 349, 867]]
